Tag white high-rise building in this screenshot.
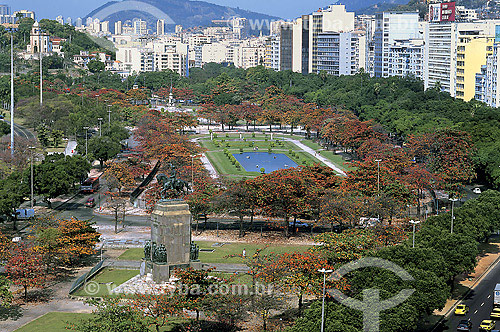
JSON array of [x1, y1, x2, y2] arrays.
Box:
[[316, 31, 366, 76], [76, 17, 83, 27], [387, 39, 424, 79], [423, 21, 499, 97], [86, 17, 93, 27], [133, 19, 147, 35], [93, 18, 101, 33], [264, 36, 280, 71], [56, 15, 64, 25], [157, 19, 165, 35], [66, 17, 72, 25], [374, 11, 420, 78], [101, 21, 110, 33], [114, 21, 122, 35], [291, 5, 355, 74]]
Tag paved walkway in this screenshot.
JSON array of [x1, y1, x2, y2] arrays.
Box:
[[285, 138, 346, 176], [64, 140, 78, 156], [0, 267, 93, 332], [200, 153, 218, 178]]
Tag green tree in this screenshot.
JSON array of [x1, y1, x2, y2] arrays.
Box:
[[69, 298, 149, 332], [88, 136, 121, 169], [87, 60, 105, 74], [34, 159, 73, 208], [50, 129, 63, 148]]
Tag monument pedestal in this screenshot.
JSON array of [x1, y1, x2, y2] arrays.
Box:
[[148, 199, 200, 282]]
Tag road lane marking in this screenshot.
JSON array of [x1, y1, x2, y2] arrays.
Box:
[[475, 310, 478, 314], [482, 302, 485, 306], [489, 295, 492, 298]]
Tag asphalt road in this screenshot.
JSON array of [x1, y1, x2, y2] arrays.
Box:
[[56, 192, 150, 226], [441, 247, 500, 331], [2, 120, 37, 141]]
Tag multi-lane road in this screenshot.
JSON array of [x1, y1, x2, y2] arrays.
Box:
[[3, 120, 37, 141], [441, 244, 500, 331]]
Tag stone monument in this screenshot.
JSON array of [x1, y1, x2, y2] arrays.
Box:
[[144, 165, 201, 282]]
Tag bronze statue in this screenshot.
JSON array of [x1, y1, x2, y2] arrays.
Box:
[[156, 164, 190, 199]]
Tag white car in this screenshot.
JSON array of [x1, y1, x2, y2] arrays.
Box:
[[473, 188, 482, 194]]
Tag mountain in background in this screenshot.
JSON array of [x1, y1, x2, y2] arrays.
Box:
[[86, 0, 280, 34], [356, 0, 492, 16], [337, 0, 409, 13]]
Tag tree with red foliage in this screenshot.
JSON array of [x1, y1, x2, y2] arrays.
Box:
[[6, 242, 50, 300], [407, 129, 475, 196], [132, 286, 185, 332], [262, 251, 338, 310], [249, 168, 307, 237], [213, 179, 257, 237], [173, 267, 222, 321]]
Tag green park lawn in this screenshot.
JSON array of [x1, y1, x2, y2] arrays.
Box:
[[72, 268, 139, 297], [296, 138, 352, 171], [198, 135, 325, 177], [15, 312, 93, 332], [14, 312, 181, 332], [118, 241, 311, 264]]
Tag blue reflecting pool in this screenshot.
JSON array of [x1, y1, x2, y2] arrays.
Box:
[[233, 152, 298, 174]]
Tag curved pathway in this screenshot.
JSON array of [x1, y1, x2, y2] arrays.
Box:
[[284, 138, 346, 176]]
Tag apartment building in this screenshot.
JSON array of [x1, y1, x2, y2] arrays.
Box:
[[387, 39, 424, 79], [475, 40, 500, 107], [264, 36, 280, 71], [374, 11, 421, 78], [456, 35, 494, 100], [424, 21, 498, 98], [292, 5, 355, 74], [316, 31, 366, 76]]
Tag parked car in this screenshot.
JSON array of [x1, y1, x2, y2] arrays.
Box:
[[480, 320, 496, 331], [457, 319, 472, 331], [473, 188, 482, 194], [85, 197, 95, 208], [288, 221, 311, 229], [455, 304, 469, 315]]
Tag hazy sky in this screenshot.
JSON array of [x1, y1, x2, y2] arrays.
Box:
[[2, 0, 331, 20]]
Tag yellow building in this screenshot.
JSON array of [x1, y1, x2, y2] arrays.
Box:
[[456, 36, 494, 101]]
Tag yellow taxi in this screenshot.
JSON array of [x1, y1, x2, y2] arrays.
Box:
[[490, 307, 500, 319], [479, 320, 496, 331], [455, 304, 469, 315]]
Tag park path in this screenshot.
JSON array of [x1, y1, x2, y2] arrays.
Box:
[[200, 153, 218, 178], [0, 267, 93, 332], [285, 138, 346, 176], [64, 140, 78, 156]]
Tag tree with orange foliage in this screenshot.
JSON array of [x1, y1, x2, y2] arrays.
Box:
[[263, 251, 337, 310], [320, 190, 365, 231], [249, 168, 307, 237], [56, 217, 101, 265], [6, 242, 50, 300], [131, 286, 185, 332], [407, 129, 475, 196], [104, 161, 137, 195]]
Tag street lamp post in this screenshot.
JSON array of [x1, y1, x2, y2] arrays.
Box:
[[409, 220, 420, 248], [29, 146, 35, 208], [83, 126, 89, 157], [318, 268, 333, 332], [96, 94, 100, 107], [107, 106, 112, 131], [9, 28, 14, 157], [375, 159, 382, 195], [39, 28, 43, 107], [449, 198, 458, 234], [98, 118, 103, 137]]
